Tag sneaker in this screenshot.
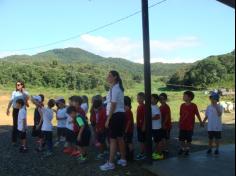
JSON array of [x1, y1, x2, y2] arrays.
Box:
[[96, 153, 105, 160], [64, 142, 68, 148], [207, 149, 212, 155], [178, 149, 184, 155], [20, 147, 28, 153], [152, 153, 164, 160], [214, 149, 219, 155], [117, 159, 127, 167], [60, 137, 66, 142], [63, 147, 73, 154], [71, 150, 81, 157], [77, 155, 88, 164], [54, 141, 60, 147], [136, 154, 146, 161], [184, 150, 190, 156], [100, 162, 115, 171], [36, 147, 43, 153]]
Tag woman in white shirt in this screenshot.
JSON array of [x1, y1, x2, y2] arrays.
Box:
[[6, 80, 30, 145], [100, 71, 126, 171]]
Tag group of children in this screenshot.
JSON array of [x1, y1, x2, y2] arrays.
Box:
[[15, 90, 223, 164]]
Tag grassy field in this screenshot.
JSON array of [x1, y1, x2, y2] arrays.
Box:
[[0, 80, 235, 126]]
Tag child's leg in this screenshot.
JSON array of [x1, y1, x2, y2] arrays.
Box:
[[47, 132, 53, 152], [22, 139, 27, 148], [209, 139, 214, 149], [141, 143, 145, 154], [215, 139, 220, 150]]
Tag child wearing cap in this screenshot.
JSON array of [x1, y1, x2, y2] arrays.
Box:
[[203, 92, 224, 155], [31, 95, 44, 149], [55, 98, 67, 147]]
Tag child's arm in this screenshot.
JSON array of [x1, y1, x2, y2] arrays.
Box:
[[214, 105, 223, 117], [37, 107, 43, 128], [196, 112, 203, 126], [203, 116, 208, 124], [23, 119, 27, 132], [77, 126, 85, 142], [125, 117, 132, 133]]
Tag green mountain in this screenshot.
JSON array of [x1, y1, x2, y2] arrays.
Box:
[[167, 51, 235, 89], [0, 48, 234, 90]]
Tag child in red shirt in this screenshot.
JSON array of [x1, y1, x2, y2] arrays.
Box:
[[159, 93, 172, 155], [136, 92, 146, 160], [90, 95, 107, 160], [178, 91, 203, 156], [124, 96, 134, 161]]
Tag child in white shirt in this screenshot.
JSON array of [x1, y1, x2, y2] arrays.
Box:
[[203, 92, 224, 155], [151, 94, 164, 160], [55, 98, 67, 146], [16, 99, 27, 153], [38, 99, 55, 156]]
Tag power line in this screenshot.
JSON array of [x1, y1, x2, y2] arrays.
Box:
[[0, 0, 168, 52]]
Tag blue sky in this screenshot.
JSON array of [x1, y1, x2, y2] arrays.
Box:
[[0, 0, 235, 63]]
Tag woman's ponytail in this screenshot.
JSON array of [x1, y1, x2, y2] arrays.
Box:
[[110, 70, 124, 92]]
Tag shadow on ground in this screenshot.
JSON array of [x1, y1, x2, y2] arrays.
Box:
[[0, 122, 234, 176]]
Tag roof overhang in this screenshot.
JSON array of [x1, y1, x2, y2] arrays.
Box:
[[217, 0, 235, 8]]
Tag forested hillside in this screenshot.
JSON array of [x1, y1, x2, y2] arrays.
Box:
[[167, 51, 235, 89], [0, 48, 234, 91]]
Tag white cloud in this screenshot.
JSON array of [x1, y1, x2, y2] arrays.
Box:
[[75, 34, 201, 63]]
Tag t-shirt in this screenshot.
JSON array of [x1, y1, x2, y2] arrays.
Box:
[[125, 108, 134, 133], [41, 108, 54, 132], [136, 104, 146, 129], [11, 91, 29, 109], [66, 114, 74, 131], [81, 103, 89, 114], [179, 103, 200, 131], [152, 105, 162, 130], [205, 104, 224, 131], [17, 108, 27, 132], [90, 107, 107, 132], [76, 116, 90, 132], [56, 108, 67, 128], [160, 104, 172, 130], [34, 108, 41, 126], [106, 83, 125, 116]]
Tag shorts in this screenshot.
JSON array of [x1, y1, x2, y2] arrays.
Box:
[[77, 129, 91, 147], [96, 131, 107, 144], [109, 112, 125, 139], [162, 129, 171, 140], [32, 125, 43, 138], [208, 131, 222, 140], [18, 131, 26, 140], [152, 129, 164, 143], [66, 129, 77, 143], [179, 130, 193, 143], [42, 131, 53, 142], [57, 127, 66, 137], [124, 132, 133, 144], [137, 128, 146, 143]]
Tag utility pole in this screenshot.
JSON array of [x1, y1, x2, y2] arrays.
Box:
[[141, 0, 153, 164]]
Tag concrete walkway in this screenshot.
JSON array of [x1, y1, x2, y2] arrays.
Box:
[[144, 144, 235, 176]]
